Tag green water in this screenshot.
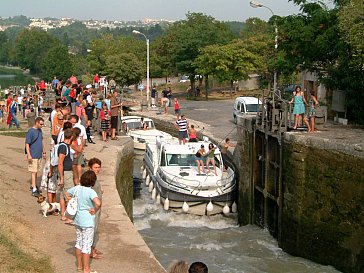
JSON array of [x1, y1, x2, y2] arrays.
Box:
[[0, 67, 34, 90]]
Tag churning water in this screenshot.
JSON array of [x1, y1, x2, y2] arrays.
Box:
[[133, 155, 341, 273]]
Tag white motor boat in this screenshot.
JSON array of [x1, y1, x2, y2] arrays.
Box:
[[143, 138, 237, 215], [120, 116, 173, 150]]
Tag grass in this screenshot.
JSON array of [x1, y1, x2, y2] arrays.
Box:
[[0, 131, 27, 138], [0, 217, 54, 273]]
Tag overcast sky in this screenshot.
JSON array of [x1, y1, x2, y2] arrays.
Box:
[[0, 0, 302, 22]]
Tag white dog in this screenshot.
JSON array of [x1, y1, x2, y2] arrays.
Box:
[[37, 195, 61, 217]]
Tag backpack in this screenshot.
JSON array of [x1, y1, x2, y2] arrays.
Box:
[[69, 88, 76, 99], [50, 143, 69, 167]]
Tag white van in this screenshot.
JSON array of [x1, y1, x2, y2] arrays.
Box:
[[233, 96, 261, 124]]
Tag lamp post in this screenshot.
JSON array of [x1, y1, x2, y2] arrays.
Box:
[[133, 30, 150, 108], [250, 0, 279, 98]]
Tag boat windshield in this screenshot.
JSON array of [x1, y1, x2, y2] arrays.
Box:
[[166, 154, 197, 166], [165, 153, 222, 168], [124, 120, 154, 130]]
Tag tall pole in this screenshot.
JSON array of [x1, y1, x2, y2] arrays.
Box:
[[133, 30, 150, 108], [146, 38, 150, 109]]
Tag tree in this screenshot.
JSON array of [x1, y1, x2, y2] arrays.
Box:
[[87, 35, 145, 86], [14, 28, 58, 74], [40, 45, 75, 81], [105, 53, 144, 87], [155, 13, 234, 86], [195, 39, 263, 94], [0, 31, 9, 64]]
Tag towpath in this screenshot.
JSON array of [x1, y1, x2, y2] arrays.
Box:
[[0, 120, 166, 273]]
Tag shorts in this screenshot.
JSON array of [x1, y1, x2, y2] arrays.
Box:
[[178, 131, 188, 140], [75, 226, 94, 254], [165, 99, 170, 107], [175, 109, 181, 116], [111, 116, 118, 129], [28, 158, 42, 173], [72, 152, 84, 166], [60, 171, 74, 199]]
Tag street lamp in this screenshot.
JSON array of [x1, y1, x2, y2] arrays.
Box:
[[133, 30, 150, 108], [250, 0, 279, 98]]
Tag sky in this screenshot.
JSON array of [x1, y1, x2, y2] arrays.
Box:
[[0, 0, 302, 22]]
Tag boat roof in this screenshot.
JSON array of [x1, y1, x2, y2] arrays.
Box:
[[160, 140, 221, 154]]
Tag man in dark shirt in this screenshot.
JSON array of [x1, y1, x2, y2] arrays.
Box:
[[58, 128, 74, 220], [25, 117, 46, 196], [151, 86, 157, 107]]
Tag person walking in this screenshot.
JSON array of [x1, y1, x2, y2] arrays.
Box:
[[9, 95, 20, 129], [175, 115, 189, 145], [151, 86, 157, 107], [110, 90, 122, 140], [25, 117, 46, 197]]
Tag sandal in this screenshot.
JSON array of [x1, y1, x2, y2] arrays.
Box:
[[111, 137, 118, 140], [91, 253, 103, 259]]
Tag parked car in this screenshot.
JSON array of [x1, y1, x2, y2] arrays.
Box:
[[233, 96, 262, 124], [178, 75, 190, 83]]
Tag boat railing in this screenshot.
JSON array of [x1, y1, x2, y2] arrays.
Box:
[[160, 168, 235, 195]]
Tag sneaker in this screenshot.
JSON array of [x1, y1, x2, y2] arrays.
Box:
[[32, 190, 40, 197]]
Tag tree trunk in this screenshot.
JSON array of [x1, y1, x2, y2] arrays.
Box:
[[230, 80, 234, 98], [204, 75, 209, 101]]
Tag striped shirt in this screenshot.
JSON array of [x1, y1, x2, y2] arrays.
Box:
[[176, 118, 188, 132]]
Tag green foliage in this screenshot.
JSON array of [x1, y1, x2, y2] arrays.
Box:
[[87, 35, 145, 86], [0, 31, 9, 64], [14, 29, 59, 74], [105, 53, 144, 87], [195, 39, 263, 86], [280, 1, 364, 124], [155, 13, 234, 80], [0, 15, 30, 27], [40, 45, 75, 81], [224, 21, 246, 37], [338, 0, 364, 69]]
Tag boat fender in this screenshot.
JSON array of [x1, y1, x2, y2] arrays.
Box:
[[151, 188, 156, 200], [182, 201, 189, 213], [164, 198, 170, 210], [156, 194, 161, 204], [232, 202, 237, 213], [148, 181, 154, 193], [206, 201, 214, 212], [142, 169, 147, 179], [223, 204, 230, 215], [145, 175, 150, 186]]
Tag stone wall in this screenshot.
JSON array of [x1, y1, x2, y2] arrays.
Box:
[[281, 141, 364, 273], [115, 139, 134, 220]]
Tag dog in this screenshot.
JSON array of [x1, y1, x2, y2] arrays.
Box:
[[37, 195, 61, 217]]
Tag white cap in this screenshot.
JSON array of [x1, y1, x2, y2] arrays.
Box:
[[86, 84, 92, 89]]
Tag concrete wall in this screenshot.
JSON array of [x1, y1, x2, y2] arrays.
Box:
[[234, 115, 364, 272], [281, 141, 364, 273], [115, 138, 135, 220]]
